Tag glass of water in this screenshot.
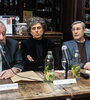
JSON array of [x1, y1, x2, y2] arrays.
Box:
[[61, 58, 67, 70]]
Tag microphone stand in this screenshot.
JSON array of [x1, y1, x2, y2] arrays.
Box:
[[63, 51, 69, 79], [62, 45, 69, 79], [65, 61, 68, 79]]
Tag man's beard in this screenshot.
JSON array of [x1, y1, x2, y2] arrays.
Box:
[[0, 40, 6, 46]]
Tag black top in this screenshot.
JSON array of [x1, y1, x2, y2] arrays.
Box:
[[21, 37, 58, 71]]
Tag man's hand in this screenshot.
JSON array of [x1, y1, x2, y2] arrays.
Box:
[[27, 55, 34, 61], [0, 68, 19, 79], [84, 62, 90, 70]]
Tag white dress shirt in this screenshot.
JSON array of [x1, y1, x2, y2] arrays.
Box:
[[0, 53, 2, 72]]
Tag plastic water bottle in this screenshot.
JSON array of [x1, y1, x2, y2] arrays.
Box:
[[44, 51, 54, 82], [73, 50, 81, 64], [72, 50, 81, 78]]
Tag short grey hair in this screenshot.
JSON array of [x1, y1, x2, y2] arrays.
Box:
[[0, 21, 6, 33], [27, 17, 47, 33], [71, 21, 85, 29]]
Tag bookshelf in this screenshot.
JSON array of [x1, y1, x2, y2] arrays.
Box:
[[0, 0, 61, 32], [0, 0, 20, 15], [0, 0, 36, 22], [84, 0, 90, 29]]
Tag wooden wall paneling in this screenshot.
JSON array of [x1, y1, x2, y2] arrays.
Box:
[[75, 0, 86, 21], [61, 0, 75, 42], [61, 0, 85, 42]]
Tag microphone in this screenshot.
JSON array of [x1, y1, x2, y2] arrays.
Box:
[[62, 45, 69, 64], [80, 72, 89, 79], [62, 45, 69, 79]]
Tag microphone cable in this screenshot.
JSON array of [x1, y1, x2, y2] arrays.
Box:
[[0, 46, 43, 81]]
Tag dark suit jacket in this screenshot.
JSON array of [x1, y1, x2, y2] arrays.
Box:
[[2, 38, 24, 71], [62, 39, 90, 69], [21, 37, 58, 71]]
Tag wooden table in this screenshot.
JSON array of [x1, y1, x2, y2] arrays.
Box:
[[64, 70, 90, 100], [0, 70, 90, 100], [0, 72, 70, 100], [54, 70, 90, 100]]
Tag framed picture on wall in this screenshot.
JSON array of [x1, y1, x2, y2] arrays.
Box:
[[23, 11, 33, 23]]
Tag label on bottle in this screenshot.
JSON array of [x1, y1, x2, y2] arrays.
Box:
[[44, 65, 54, 82]]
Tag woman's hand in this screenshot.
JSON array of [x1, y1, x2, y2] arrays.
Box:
[[27, 55, 34, 61]]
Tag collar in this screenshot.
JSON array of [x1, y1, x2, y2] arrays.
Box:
[[75, 39, 85, 43]]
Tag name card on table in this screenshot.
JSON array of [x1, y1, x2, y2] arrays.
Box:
[[86, 70, 90, 74], [55, 70, 65, 73], [53, 78, 76, 85], [0, 83, 18, 91]]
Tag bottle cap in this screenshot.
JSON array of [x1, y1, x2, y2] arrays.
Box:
[[75, 50, 79, 53], [48, 51, 52, 54]]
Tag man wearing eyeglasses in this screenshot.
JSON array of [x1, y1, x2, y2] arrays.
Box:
[[62, 21, 90, 70]]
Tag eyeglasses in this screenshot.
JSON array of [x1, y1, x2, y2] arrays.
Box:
[[71, 27, 83, 32]]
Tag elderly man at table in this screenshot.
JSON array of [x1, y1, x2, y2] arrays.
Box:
[[0, 21, 24, 79], [62, 21, 90, 70], [21, 17, 58, 71]]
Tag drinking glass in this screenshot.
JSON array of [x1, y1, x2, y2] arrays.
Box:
[[61, 58, 67, 70], [61, 58, 67, 77]]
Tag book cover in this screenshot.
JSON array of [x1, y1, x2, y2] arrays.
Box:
[[23, 10, 33, 23]]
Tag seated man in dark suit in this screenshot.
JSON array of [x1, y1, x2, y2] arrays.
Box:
[[21, 17, 58, 71], [62, 21, 90, 70], [0, 21, 24, 79]]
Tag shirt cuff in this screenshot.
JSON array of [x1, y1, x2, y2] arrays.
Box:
[[13, 67, 22, 72]]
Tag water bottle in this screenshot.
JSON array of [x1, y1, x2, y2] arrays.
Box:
[[44, 51, 54, 82], [72, 50, 81, 79]]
